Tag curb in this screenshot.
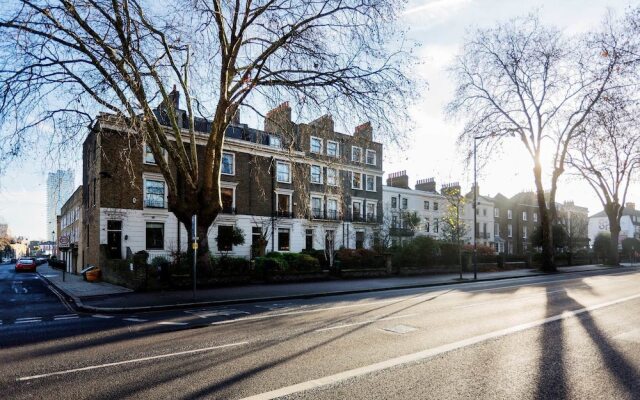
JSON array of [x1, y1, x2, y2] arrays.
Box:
[[42, 265, 632, 315], [37, 270, 85, 310]]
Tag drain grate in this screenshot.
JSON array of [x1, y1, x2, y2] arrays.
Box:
[[381, 324, 418, 334]]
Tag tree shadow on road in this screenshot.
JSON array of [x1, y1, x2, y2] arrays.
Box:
[[535, 286, 640, 400]]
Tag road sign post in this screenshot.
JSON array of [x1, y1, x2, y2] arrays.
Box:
[[58, 236, 70, 282], [191, 215, 197, 301]]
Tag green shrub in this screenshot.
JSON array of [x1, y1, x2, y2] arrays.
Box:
[[266, 251, 284, 259], [336, 248, 382, 269], [438, 242, 460, 266], [301, 249, 328, 267], [254, 256, 288, 274], [214, 256, 250, 276], [132, 250, 149, 267], [150, 256, 170, 269]]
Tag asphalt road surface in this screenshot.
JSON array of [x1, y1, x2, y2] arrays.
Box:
[[2, 262, 640, 399]]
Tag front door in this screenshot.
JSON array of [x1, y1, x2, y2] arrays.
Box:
[[107, 220, 122, 259], [107, 231, 122, 259]]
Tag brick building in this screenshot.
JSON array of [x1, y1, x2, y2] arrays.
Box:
[[82, 98, 383, 268], [60, 186, 83, 273]]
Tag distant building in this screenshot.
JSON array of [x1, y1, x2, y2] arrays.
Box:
[[0, 222, 8, 238], [589, 202, 640, 248], [463, 185, 496, 249], [382, 172, 448, 246], [47, 169, 75, 241], [60, 186, 83, 273]]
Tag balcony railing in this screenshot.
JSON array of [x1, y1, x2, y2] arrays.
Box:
[[389, 227, 415, 237], [311, 209, 340, 221], [275, 210, 294, 218], [349, 213, 381, 223], [221, 206, 236, 214], [475, 232, 490, 239]]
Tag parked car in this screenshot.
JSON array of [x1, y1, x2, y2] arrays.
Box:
[[15, 258, 36, 272], [35, 257, 47, 265]]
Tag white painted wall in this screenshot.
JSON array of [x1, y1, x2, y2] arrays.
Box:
[[588, 214, 639, 248], [99, 207, 372, 260]]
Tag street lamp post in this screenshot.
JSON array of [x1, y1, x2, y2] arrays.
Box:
[[473, 135, 489, 280]]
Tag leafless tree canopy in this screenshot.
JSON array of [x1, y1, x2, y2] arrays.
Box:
[[0, 0, 417, 259], [447, 12, 637, 270]]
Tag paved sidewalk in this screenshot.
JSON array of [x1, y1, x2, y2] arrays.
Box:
[[38, 263, 629, 313], [37, 264, 132, 302]]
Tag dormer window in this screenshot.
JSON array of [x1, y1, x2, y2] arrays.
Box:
[[269, 135, 282, 149], [327, 141, 339, 157], [310, 137, 322, 154]]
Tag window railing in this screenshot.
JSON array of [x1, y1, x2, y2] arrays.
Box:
[[311, 209, 341, 220], [275, 210, 293, 218], [221, 206, 236, 214]]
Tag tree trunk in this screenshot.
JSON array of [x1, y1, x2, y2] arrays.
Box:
[[606, 210, 621, 266], [533, 164, 555, 272]]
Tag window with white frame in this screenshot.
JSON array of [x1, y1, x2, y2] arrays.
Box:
[[494, 208, 499, 217], [365, 149, 376, 165], [365, 175, 375, 191], [425, 218, 430, 232], [391, 197, 397, 208], [351, 146, 362, 162], [327, 168, 338, 186], [508, 224, 513, 238], [366, 202, 376, 220], [327, 140, 339, 157], [434, 218, 439, 233], [523, 225, 528, 239], [351, 172, 362, 189], [494, 223, 499, 236], [522, 211, 527, 221], [144, 144, 157, 165], [269, 134, 282, 149], [278, 228, 290, 251], [276, 161, 291, 183], [277, 193, 291, 216], [311, 196, 323, 218], [146, 222, 164, 250], [221, 152, 235, 175], [310, 165, 322, 184], [221, 187, 234, 212], [327, 198, 338, 219], [424, 201, 429, 210], [402, 198, 408, 209], [533, 212, 538, 222], [507, 209, 513, 219], [144, 179, 165, 208], [352, 200, 362, 219], [434, 202, 439, 211], [310, 137, 322, 154]]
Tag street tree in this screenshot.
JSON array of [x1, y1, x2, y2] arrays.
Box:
[[439, 184, 467, 270], [448, 13, 631, 271], [567, 94, 640, 265], [0, 0, 416, 268]]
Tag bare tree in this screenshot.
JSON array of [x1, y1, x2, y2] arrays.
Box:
[[448, 13, 632, 271], [568, 95, 640, 265], [0, 0, 416, 268]]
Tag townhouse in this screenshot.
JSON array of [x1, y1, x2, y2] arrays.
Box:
[[82, 96, 383, 268], [382, 172, 448, 245], [59, 186, 83, 273], [588, 202, 640, 247], [463, 185, 496, 249]]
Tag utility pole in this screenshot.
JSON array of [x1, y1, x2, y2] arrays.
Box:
[[473, 137, 478, 280]]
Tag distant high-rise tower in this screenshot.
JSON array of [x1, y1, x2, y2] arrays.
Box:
[[47, 170, 74, 241]]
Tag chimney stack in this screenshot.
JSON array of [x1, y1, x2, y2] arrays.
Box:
[[416, 177, 436, 192], [441, 182, 461, 196], [354, 122, 372, 141], [169, 84, 180, 109], [265, 101, 292, 133], [387, 170, 409, 189]]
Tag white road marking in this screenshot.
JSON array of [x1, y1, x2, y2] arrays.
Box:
[[240, 292, 640, 400], [157, 321, 188, 326], [184, 309, 250, 318], [54, 314, 78, 318], [92, 314, 114, 319], [123, 318, 147, 322], [15, 317, 41, 324], [314, 313, 418, 333], [54, 315, 79, 321], [16, 341, 249, 381]]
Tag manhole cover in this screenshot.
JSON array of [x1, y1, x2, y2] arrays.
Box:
[[381, 324, 418, 334]]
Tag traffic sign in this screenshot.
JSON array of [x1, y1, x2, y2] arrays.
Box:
[[58, 236, 70, 249]]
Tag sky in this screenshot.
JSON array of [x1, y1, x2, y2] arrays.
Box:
[[0, 0, 637, 240]]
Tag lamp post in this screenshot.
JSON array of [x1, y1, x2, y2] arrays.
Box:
[[473, 135, 489, 280]]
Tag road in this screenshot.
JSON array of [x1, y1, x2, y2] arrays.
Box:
[[1, 262, 640, 399]]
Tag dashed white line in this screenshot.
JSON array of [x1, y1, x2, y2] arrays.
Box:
[[314, 313, 419, 333], [157, 321, 188, 326], [123, 318, 147, 322], [15, 317, 41, 324], [16, 341, 249, 381], [92, 314, 114, 319], [54, 315, 79, 321]]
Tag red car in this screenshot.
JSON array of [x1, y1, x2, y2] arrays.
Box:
[[15, 258, 36, 272]]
